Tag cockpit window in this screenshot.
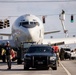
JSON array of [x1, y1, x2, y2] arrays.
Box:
[[22, 22, 29, 25], [30, 22, 39, 26], [34, 22, 37, 25], [30, 22, 33, 25], [20, 21, 39, 28]]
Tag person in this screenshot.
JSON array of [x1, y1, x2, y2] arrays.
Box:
[[59, 48, 65, 60], [10, 49, 17, 61], [5, 41, 12, 70], [52, 44, 60, 66], [52, 44, 59, 53]]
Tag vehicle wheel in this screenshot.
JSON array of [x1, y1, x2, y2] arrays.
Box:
[[24, 66, 29, 70], [17, 58, 22, 64], [42, 67, 49, 70], [46, 67, 49, 70], [52, 66, 57, 70], [24, 64, 29, 70], [71, 57, 75, 60]]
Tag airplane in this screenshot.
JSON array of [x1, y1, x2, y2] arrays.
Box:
[[11, 14, 76, 47], [0, 14, 76, 47]]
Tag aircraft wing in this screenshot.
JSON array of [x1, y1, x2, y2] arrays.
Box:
[[43, 37, 76, 45], [44, 30, 60, 35]]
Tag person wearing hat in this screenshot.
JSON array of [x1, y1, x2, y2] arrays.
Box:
[[5, 41, 12, 70]]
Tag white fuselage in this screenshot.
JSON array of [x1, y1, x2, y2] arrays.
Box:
[[12, 14, 44, 47]]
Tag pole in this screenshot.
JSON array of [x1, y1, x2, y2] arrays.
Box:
[[59, 10, 69, 37], [61, 20, 68, 37]]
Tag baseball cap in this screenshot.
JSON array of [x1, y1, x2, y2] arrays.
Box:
[[6, 41, 10, 44]]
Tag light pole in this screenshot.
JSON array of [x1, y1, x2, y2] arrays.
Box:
[[59, 10, 69, 37]]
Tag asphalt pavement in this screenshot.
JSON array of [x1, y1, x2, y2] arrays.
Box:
[[0, 59, 76, 75]]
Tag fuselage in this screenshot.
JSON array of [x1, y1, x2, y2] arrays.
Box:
[[12, 14, 44, 47]]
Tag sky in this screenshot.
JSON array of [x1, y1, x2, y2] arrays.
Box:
[[0, 0, 76, 48]]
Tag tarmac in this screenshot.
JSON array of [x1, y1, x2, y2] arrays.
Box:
[[0, 59, 17, 64]]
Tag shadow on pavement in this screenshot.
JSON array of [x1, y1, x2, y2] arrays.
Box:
[[0, 68, 49, 71]]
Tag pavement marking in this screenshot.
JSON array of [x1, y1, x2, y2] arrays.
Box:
[[60, 62, 71, 75]]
